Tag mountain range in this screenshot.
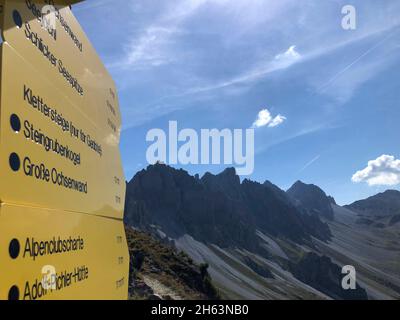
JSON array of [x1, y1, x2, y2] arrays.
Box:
[[124, 163, 400, 300]]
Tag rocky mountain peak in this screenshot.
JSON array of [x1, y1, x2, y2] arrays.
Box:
[[287, 180, 334, 220], [201, 167, 241, 200], [345, 189, 400, 217]]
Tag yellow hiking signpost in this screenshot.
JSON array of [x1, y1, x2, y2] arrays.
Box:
[[0, 204, 128, 300], [0, 0, 129, 299]]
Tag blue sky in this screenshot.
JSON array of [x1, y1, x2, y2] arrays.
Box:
[[73, 0, 400, 205]]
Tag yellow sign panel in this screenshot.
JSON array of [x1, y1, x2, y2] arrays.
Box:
[[0, 43, 125, 219], [1, 0, 121, 135], [0, 203, 129, 300], [0, 0, 129, 300]]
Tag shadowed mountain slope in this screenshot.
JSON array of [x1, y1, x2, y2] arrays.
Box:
[[124, 164, 400, 300]]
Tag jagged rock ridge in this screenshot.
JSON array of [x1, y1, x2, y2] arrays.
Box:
[[124, 164, 400, 300]]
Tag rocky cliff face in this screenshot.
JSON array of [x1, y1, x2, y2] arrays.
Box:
[[287, 181, 335, 220], [289, 252, 368, 300], [124, 164, 400, 300], [125, 164, 259, 251], [125, 164, 332, 250], [345, 190, 400, 217], [126, 226, 219, 300]]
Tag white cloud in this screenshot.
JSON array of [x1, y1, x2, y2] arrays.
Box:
[[114, 0, 211, 69], [253, 109, 272, 128], [107, 0, 400, 129], [274, 45, 301, 67], [252, 109, 286, 129], [163, 45, 303, 98], [352, 155, 400, 186], [268, 114, 287, 127], [146, 31, 398, 107], [126, 26, 180, 67]]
